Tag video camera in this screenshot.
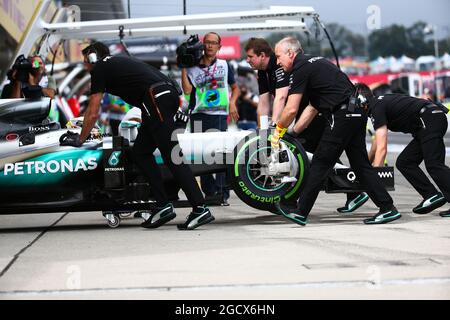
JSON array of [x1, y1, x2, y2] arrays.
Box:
[[176, 35, 204, 68], [11, 54, 34, 82]]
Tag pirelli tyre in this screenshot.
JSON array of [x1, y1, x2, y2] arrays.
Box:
[[229, 130, 310, 212]]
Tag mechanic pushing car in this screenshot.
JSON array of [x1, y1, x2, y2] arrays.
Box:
[[355, 83, 450, 218], [272, 37, 400, 226], [60, 41, 214, 230], [245, 37, 369, 215]]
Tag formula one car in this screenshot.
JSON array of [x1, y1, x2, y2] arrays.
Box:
[[0, 98, 395, 227]]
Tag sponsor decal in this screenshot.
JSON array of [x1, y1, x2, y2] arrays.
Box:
[[28, 125, 50, 133], [3, 158, 98, 176], [105, 167, 124, 172], [308, 56, 323, 63], [347, 171, 356, 182], [238, 181, 281, 204], [108, 151, 122, 167], [378, 171, 394, 179]]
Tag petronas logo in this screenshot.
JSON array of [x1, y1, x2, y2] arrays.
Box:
[[108, 151, 121, 167]]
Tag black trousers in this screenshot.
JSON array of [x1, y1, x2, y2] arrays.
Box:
[[297, 115, 359, 202], [297, 108, 394, 216], [396, 107, 450, 202], [132, 84, 204, 207]]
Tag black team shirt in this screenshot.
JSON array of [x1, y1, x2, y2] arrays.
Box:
[[370, 94, 430, 134], [90, 55, 169, 107], [288, 54, 354, 112], [257, 53, 289, 97]]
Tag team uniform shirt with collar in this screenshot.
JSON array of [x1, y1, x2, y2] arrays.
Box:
[[90, 55, 169, 107], [257, 53, 289, 97], [370, 94, 430, 134], [288, 54, 354, 112], [186, 58, 236, 116]]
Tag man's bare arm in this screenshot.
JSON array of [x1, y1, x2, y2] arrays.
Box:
[[181, 68, 192, 95], [271, 86, 289, 122], [79, 92, 103, 143], [277, 93, 302, 129], [229, 83, 240, 122], [292, 105, 319, 134], [373, 126, 388, 167]]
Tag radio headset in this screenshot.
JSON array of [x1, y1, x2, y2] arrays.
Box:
[[348, 85, 366, 112], [88, 52, 98, 64], [83, 43, 99, 64]]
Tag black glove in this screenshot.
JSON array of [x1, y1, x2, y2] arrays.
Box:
[[60, 131, 82, 147], [173, 109, 190, 128]]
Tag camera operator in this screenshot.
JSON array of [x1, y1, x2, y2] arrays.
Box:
[[5, 55, 56, 99], [180, 32, 240, 206]]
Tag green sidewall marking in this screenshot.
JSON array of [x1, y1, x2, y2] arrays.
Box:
[[234, 136, 260, 176], [285, 153, 304, 199], [234, 135, 306, 199]]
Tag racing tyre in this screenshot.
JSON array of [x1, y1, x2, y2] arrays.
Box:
[[228, 130, 310, 212]]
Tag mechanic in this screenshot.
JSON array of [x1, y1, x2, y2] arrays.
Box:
[[181, 32, 240, 206], [60, 41, 214, 230], [289, 93, 370, 214], [356, 83, 450, 218], [272, 37, 400, 225], [4, 55, 56, 99], [245, 37, 369, 214], [244, 37, 289, 125]]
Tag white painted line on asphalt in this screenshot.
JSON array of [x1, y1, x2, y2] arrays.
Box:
[[1, 277, 450, 297], [0, 213, 69, 278]]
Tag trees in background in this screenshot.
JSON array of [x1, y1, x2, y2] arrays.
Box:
[[241, 21, 450, 60]]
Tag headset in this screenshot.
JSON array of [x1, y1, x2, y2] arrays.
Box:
[[87, 52, 98, 64], [82, 44, 98, 64]]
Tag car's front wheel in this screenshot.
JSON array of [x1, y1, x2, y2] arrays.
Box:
[[228, 130, 310, 212]]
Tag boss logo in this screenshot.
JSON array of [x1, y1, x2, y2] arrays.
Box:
[[29, 125, 50, 133]]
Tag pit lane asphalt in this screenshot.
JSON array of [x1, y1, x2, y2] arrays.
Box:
[[0, 134, 449, 300]]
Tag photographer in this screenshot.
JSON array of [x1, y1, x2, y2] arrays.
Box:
[[5, 55, 56, 99], [179, 32, 240, 206]]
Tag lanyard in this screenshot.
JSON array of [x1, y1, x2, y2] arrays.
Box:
[[203, 62, 218, 89]]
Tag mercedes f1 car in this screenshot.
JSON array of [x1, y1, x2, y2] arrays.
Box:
[[0, 98, 395, 227]]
